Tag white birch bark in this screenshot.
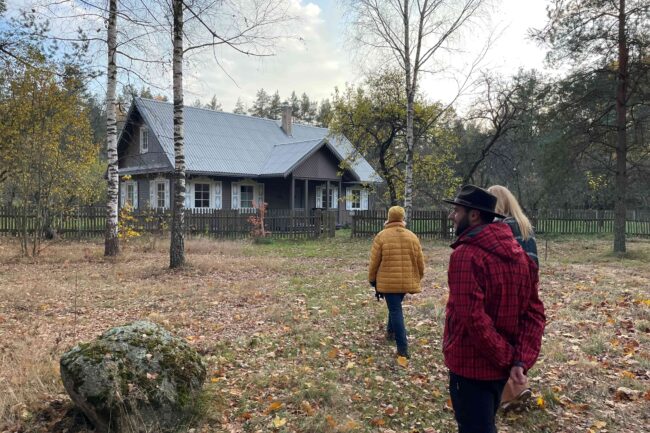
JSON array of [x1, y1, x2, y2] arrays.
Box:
[[170, 0, 186, 268], [104, 0, 119, 256]]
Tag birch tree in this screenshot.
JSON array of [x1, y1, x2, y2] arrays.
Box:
[[169, 0, 185, 268], [168, 0, 293, 268], [105, 0, 119, 256], [344, 0, 485, 220]]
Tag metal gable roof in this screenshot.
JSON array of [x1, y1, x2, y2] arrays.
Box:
[[260, 138, 324, 177], [134, 98, 380, 183]]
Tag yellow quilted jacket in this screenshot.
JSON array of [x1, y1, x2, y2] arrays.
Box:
[[368, 222, 425, 294]]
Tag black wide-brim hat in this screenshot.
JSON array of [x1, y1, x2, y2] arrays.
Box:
[[443, 184, 506, 219]]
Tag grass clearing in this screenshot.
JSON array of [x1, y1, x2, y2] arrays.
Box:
[[0, 234, 648, 432]]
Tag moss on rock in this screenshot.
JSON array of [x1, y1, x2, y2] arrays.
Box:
[[60, 321, 206, 433]]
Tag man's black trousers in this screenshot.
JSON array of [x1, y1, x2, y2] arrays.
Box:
[[449, 372, 508, 433]]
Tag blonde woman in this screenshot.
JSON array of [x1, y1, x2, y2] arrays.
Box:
[[488, 185, 538, 266], [488, 185, 539, 411]]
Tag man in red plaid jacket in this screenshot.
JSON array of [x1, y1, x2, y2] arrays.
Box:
[[443, 185, 545, 433]]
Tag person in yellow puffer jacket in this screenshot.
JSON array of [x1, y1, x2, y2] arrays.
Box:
[[368, 205, 425, 359]]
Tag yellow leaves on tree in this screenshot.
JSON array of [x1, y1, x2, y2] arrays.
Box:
[[1, 58, 100, 208], [0, 52, 101, 255]]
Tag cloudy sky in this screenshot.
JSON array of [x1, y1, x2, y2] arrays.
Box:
[[6, 0, 553, 112], [184, 0, 552, 112]]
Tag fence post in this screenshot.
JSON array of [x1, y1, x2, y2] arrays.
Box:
[[314, 209, 322, 239]]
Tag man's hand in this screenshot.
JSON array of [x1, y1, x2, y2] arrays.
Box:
[[510, 366, 527, 386]]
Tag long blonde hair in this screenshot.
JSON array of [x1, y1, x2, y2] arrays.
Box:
[[487, 185, 533, 240]]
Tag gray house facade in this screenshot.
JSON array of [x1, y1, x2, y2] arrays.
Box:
[[117, 98, 381, 224]]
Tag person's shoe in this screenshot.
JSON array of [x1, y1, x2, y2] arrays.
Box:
[[500, 388, 532, 411], [397, 349, 410, 359]]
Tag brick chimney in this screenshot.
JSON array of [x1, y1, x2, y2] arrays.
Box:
[[281, 103, 292, 136]]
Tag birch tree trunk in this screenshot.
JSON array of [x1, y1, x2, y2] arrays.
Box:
[[170, 0, 186, 268], [613, 0, 628, 253], [104, 0, 119, 256], [402, 0, 414, 222]]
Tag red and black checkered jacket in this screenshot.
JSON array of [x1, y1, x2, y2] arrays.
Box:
[[443, 222, 545, 380]]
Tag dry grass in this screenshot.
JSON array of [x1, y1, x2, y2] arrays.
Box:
[[0, 235, 648, 432]]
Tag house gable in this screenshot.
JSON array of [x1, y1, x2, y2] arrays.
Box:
[[292, 144, 344, 180], [117, 105, 173, 175]]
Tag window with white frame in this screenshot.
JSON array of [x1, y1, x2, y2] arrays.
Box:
[[194, 183, 210, 208], [240, 185, 254, 209], [231, 181, 264, 210], [126, 183, 136, 206], [139, 126, 149, 153], [346, 187, 368, 211], [156, 183, 165, 208], [149, 179, 170, 209], [120, 180, 138, 209], [316, 185, 338, 209]]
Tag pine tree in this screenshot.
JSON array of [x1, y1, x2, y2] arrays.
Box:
[[269, 90, 282, 119], [299, 92, 316, 124], [206, 94, 222, 110], [233, 97, 246, 114], [316, 98, 332, 127], [249, 88, 270, 118], [288, 91, 300, 117]]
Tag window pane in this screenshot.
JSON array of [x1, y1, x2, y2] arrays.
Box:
[[157, 183, 165, 208], [352, 189, 361, 208], [141, 128, 148, 151], [241, 185, 254, 208], [194, 183, 210, 208], [127, 184, 134, 206]]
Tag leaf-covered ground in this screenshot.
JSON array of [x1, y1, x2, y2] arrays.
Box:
[[0, 233, 648, 433]]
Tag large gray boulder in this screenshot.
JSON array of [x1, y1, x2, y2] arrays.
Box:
[[60, 321, 206, 433]]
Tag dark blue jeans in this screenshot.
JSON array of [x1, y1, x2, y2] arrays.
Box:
[[385, 293, 407, 355], [449, 372, 507, 433]]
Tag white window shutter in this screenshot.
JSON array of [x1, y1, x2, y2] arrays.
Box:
[[361, 189, 368, 210], [232, 182, 239, 209], [331, 188, 338, 209], [315, 186, 323, 208], [164, 179, 170, 209], [256, 182, 265, 207], [346, 187, 352, 211], [185, 182, 192, 208], [120, 182, 125, 207], [149, 180, 155, 208], [214, 181, 222, 209], [133, 181, 139, 209]]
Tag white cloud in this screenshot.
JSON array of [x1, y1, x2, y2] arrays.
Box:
[[184, 1, 358, 111]]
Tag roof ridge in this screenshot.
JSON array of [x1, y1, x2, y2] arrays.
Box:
[[292, 122, 329, 131], [136, 96, 281, 124], [273, 138, 325, 147]]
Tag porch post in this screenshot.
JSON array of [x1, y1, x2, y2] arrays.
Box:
[[304, 179, 308, 212], [290, 176, 295, 210], [338, 181, 343, 224], [326, 180, 330, 210]]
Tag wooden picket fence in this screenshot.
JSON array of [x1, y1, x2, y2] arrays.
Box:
[[351, 208, 650, 238], [0, 206, 336, 240]]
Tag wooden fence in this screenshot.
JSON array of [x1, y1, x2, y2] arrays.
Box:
[[0, 206, 336, 240], [351, 209, 650, 238], [352, 210, 452, 239]]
